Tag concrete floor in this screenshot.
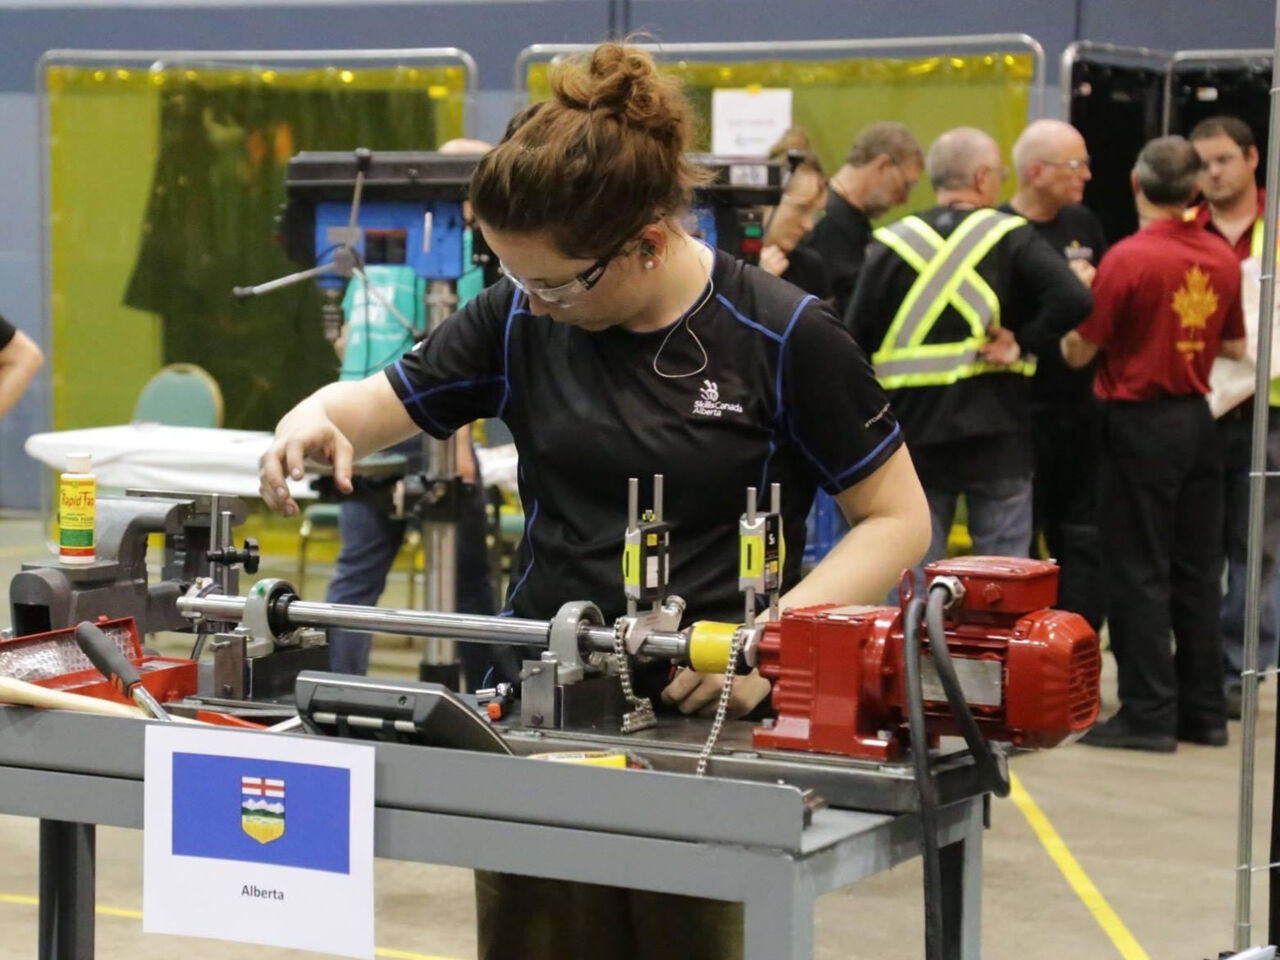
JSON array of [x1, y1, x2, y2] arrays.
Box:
[[0, 514, 1277, 959]]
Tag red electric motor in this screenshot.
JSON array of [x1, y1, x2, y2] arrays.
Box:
[[752, 556, 1101, 762]]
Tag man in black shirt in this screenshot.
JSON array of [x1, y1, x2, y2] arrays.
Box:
[[847, 126, 1093, 586], [0, 313, 44, 422], [794, 122, 923, 319], [1001, 119, 1109, 628]]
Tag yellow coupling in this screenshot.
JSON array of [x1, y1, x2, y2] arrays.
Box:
[[688, 621, 739, 673]]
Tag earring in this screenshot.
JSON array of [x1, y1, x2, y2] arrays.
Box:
[[645, 261, 656, 270]]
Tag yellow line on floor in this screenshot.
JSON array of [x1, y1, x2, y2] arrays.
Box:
[[0, 893, 462, 960], [1010, 771, 1151, 960]]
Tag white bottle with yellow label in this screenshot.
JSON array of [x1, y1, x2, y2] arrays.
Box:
[[58, 452, 96, 564]]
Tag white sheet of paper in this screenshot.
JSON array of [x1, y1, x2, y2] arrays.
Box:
[[143, 724, 376, 958], [711, 87, 793, 157]]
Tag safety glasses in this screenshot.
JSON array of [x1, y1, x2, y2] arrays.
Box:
[[499, 247, 621, 307]]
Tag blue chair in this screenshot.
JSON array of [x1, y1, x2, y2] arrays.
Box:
[[132, 363, 224, 428]]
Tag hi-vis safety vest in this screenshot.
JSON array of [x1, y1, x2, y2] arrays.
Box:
[[871, 207, 1034, 389], [1247, 218, 1280, 407]]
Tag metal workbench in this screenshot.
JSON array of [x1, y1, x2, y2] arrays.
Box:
[[0, 707, 985, 960]]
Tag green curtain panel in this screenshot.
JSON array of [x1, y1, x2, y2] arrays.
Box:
[[47, 63, 467, 431], [527, 52, 1032, 215]]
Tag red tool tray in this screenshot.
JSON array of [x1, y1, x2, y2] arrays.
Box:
[[0, 616, 197, 706]]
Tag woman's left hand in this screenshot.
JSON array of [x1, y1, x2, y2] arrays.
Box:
[[661, 668, 772, 718]]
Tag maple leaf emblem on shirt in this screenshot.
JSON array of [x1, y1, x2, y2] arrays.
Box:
[[1172, 264, 1219, 332]]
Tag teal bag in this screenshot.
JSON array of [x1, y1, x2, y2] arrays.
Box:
[[339, 264, 424, 380]]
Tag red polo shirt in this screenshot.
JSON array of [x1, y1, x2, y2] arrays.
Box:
[[1077, 216, 1245, 401], [1192, 189, 1265, 262]]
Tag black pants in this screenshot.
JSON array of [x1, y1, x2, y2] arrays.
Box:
[[475, 872, 742, 960], [1100, 395, 1226, 734], [1031, 400, 1104, 629], [1219, 407, 1280, 688]]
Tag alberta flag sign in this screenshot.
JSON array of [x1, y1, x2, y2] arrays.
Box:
[[241, 776, 286, 845], [144, 725, 374, 957]]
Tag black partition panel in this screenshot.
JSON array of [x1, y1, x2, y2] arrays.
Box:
[[1168, 61, 1271, 189], [1068, 59, 1167, 244]]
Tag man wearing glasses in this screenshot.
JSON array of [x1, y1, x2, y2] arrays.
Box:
[[1001, 119, 1109, 632], [794, 121, 923, 320], [846, 126, 1093, 592]]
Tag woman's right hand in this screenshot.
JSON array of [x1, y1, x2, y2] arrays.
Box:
[[259, 406, 355, 517]]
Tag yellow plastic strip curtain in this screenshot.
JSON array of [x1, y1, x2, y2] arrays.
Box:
[[46, 62, 467, 431], [527, 52, 1032, 211]]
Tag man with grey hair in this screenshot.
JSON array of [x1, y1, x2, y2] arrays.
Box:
[[1000, 119, 1109, 631], [1063, 136, 1246, 752], [847, 126, 1092, 592], [794, 121, 922, 317]]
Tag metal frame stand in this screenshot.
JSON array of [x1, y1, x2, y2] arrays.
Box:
[[513, 34, 1047, 121], [38, 820, 94, 960], [1058, 41, 1172, 120], [1, 710, 989, 960], [33, 46, 479, 538], [26, 803, 982, 960]]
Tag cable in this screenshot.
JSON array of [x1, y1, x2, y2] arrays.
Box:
[[189, 625, 210, 662], [903, 594, 944, 960], [924, 583, 1011, 798]]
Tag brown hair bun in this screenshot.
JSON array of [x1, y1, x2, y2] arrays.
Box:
[[472, 42, 711, 260], [553, 43, 688, 143]]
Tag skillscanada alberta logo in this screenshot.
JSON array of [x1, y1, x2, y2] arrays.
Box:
[[241, 777, 286, 844], [693, 379, 744, 418]]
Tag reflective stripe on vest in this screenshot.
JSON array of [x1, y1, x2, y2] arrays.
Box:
[[1247, 219, 1280, 406], [871, 208, 1033, 389]]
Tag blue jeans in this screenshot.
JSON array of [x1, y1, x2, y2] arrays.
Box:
[[1220, 412, 1280, 691], [908, 475, 1034, 593], [325, 470, 495, 684]]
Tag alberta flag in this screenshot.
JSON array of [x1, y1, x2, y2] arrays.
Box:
[[171, 753, 350, 874], [241, 776, 286, 844]]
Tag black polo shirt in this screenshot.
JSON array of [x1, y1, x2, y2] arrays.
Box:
[[999, 202, 1109, 408], [0, 315, 15, 351], [780, 244, 833, 301], [794, 190, 873, 320], [388, 249, 902, 630]]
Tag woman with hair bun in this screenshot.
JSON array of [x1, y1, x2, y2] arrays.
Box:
[[260, 41, 929, 958]]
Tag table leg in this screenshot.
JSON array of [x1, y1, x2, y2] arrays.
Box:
[[38, 820, 95, 960], [938, 799, 984, 960], [742, 859, 815, 960]]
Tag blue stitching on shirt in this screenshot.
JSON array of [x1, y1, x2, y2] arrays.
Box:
[[831, 421, 902, 486], [499, 289, 526, 419], [392, 360, 448, 436], [787, 420, 841, 489], [397, 376, 506, 408], [774, 294, 815, 420], [715, 293, 784, 343], [718, 292, 815, 500], [499, 498, 539, 615]]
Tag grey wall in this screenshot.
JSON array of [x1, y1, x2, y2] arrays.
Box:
[[0, 0, 1276, 508]]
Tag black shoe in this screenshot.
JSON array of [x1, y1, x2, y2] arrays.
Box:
[[1178, 724, 1229, 747], [1080, 715, 1177, 753], [1226, 686, 1243, 721]]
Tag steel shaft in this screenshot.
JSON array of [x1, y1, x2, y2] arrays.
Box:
[[177, 593, 691, 661]]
